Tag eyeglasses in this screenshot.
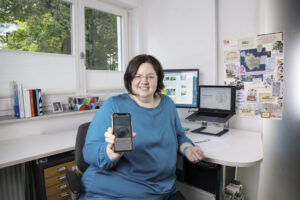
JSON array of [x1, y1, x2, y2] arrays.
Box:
[[133, 75, 156, 81]]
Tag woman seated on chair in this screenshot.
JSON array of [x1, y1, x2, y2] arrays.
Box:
[[80, 54, 205, 200]]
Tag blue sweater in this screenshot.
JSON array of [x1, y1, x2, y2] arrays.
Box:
[[80, 94, 193, 200]]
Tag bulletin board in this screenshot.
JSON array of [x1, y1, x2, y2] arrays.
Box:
[[223, 32, 284, 119]]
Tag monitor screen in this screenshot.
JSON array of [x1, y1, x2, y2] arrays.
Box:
[[162, 69, 199, 108], [199, 85, 236, 112]]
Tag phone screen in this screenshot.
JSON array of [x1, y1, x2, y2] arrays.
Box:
[[112, 113, 133, 152]]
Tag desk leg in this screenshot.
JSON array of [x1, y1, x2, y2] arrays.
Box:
[[218, 166, 236, 200], [225, 166, 236, 185], [217, 165, 224, 200]]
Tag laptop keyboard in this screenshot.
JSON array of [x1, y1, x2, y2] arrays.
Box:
[[186, 111, 234, 123], [196, 112, 229, 118]]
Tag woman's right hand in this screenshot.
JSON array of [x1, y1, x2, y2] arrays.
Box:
[[104, 127, 136, 161]]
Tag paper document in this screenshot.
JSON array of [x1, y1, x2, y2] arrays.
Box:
[[203, 126, 224, 134], [195, 138, 229, 152]]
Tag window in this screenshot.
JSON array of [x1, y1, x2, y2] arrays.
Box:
[[0, 0, 72, 54], [85, 8, 122, 71], [0, 0, 129, 98]]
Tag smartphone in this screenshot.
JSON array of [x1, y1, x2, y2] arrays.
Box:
[[112, 113, 133, 152]]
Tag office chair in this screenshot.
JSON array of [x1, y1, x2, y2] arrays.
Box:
[[66, 122, 90, 200]]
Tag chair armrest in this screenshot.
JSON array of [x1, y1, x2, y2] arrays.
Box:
[[66, 171, 82, 195]]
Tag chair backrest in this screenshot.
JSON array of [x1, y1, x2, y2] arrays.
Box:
[[75, 122, 90, 174]]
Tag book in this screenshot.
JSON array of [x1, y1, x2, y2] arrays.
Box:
[[25, 89, 32, 118], [29, 90, 35, 117], [17, 83, 25, 118], [38, 89, 43, 115], [23, 88, 31, 118], [32, 89, 38, 116], [35, 89, 43, 116], [12, 81, 20, 118], [35, 89, 40, 116]]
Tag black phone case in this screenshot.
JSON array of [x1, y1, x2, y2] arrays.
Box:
[[113, 113, 133, 152]]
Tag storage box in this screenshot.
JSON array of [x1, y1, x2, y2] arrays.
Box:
[[68, 96, 100, 111]]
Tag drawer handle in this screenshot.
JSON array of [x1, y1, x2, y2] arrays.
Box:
[[58, 175, 67, 182], [71, 166, 76, 171], [58, 184, 68, 191], [57, 166, 67, 173], [60, 192, 69, 199]]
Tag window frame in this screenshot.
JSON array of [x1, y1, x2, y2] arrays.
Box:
[[82, 2, 128, 71], [76, 0, 129, 95]]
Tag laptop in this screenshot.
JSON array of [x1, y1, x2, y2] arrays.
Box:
[[186, 85, 236, 123]]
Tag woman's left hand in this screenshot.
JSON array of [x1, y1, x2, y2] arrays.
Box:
[[185, 146, 205, 163]]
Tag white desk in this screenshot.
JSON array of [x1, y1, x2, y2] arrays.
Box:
[[182, 121, 263, 167], [0, 122, 263, 169], [0, 130, 77, 169]]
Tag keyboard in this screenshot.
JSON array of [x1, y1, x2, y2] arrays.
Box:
[[186, 111, 234, 123], [195, 111, 229, 118]]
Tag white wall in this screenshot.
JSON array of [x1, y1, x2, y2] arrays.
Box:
[[140, 0, 217, 85]]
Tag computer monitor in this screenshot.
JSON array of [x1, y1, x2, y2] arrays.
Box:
[[162, 69, 199, 108]]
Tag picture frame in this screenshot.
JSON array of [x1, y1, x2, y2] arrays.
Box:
[[52, 102, 63, 113]]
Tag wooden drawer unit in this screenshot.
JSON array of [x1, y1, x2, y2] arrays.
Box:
[[44, 161, 75, 186], [34, 151, 75, 200], [46, 182, 71, 200], [46, 190, 71, 200], [44, 160, 75, 200], [44, 172, 68, 188]]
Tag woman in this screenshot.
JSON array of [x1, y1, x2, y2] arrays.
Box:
[[80, 54, 205, 200]]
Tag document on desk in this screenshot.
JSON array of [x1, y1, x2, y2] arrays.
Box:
[[193, 137, 229, 152], [203, 126, 224, 134], [196, 139, 229, 152]]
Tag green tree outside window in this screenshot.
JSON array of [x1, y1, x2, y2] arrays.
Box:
[[85, 8, 120, 70], [0, 0, 71, 54]]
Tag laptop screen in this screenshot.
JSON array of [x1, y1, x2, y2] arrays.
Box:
[[199, 85, 236, 113]]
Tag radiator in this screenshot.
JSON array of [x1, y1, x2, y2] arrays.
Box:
[[0, 164, 25, 200]]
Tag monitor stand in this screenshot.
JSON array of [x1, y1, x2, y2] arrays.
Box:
[[191, 121, 229, 136]]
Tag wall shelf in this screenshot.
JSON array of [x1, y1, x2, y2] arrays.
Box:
[[0, 109, 98, 125]]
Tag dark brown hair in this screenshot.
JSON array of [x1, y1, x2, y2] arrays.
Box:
[[124, 54, 164, 95]]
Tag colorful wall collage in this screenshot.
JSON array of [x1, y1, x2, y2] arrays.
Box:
[[223, 32, 284, 119]]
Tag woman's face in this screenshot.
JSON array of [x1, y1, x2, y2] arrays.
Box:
[[131, 63, 158, 99]]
